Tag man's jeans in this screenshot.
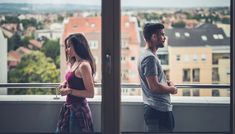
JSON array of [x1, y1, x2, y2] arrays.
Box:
[[144, 104, 175, 132]]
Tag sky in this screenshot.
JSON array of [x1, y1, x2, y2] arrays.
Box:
[[0, 0, 231, 7]]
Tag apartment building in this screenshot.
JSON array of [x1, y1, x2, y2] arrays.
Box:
[[164, 23, 230, 97]]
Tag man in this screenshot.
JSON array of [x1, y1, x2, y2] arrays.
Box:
[[138, 23, 177, 132]]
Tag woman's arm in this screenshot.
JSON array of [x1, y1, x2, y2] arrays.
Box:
[[60, 61, 94, 98]]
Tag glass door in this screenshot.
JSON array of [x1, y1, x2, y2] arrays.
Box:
[[120, 0, 231, 133]]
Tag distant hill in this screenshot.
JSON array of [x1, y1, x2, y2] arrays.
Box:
[[0, 3, 100, 14]]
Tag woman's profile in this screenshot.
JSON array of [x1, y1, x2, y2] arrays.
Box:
[[56, 33, 96, 133]]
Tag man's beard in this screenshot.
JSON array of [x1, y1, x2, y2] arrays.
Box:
[[156, 42, 164, 48]]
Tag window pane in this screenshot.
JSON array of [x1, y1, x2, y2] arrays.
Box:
[[0, 1, 101, 133], [121, 0, 230, 133], [0, 0, 102, 95]]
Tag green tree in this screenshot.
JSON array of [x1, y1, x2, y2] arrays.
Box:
[[42, 39, 60, 63], [57, 15, 64, 22], [172, 21, 186, 28], [3, 16, 20, 24], [21, 36, 34, 48], [20, 18, 37, 29], [8, 51, 60, 95], [8, 32, 22, 52], [55, 56, 60, 69]]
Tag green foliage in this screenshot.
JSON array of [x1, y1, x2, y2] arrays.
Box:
[[172, 21, 186, 28], [21, 36, 34, 48], [42, 39, 60, 63], [8, 51, 59, 95], [138, 13, 161, 21], [55, 56, 60, 69], [36, 22, 44, 30], [20, 18, 37, 29], [57, 15, 64, 22], [8, 32, 22, 52], [3, 16, 20, 24]]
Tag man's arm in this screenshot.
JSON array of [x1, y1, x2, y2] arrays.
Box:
[[146, 76, 177, 94]]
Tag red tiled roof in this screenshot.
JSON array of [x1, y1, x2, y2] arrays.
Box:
[[16, 47, 31, 55], [29, 39, 42, 49], [62, 16, 139, 44], [8, 51, 20, 62]]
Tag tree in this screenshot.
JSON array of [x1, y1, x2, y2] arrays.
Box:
[[8, 51, 60, 95], [42, 39, 60, 63], [8, 32, 22, 52], [20, 18, 37, 29], [57, 15, 64, 22], [3, 16, 20, 24], [172, 21, 186, 28], [21, 35, 34, 48]]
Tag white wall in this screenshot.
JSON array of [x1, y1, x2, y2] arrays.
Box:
[[0, 98, 230, 133], [0, 29, 8, 94]]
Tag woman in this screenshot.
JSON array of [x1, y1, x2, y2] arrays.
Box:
[[56, 33, 96, 133]]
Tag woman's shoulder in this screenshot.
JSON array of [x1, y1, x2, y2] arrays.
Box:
[[78, 60, 91, 71]]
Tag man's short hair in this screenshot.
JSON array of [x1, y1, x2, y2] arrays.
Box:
[[143, 23, 164, 42]]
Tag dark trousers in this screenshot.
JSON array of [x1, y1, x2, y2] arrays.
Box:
[[144, 104, 175, 132]]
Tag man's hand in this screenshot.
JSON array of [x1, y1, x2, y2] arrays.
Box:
[[167, 80, 175, 87], [169, 86, 178, 94]]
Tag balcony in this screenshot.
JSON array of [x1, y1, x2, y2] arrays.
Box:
[[0, 83, 230, 133]]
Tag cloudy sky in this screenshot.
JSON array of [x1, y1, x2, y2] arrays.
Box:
[[0, 0, 230, 7]]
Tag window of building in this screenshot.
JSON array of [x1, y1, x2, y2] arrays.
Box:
[[184, 32, 190, 37], [192, 68, 200, 82], [212, 67, 220, 82], [183, 69, 191, 82], [175, 32, 181, 38], [193, 54, 198, 61], [201, 54, 206, 61], [176, 54, 181, 61], [90, 23, 96, 28], [213, 34, 219, 39], [89, 41, 98, 49], [130, 56, 135, 61], [218, 34, 224, 39], [158, 54, 169, 65], [201, 35, 207, 41], [212, 89, 220, 96], [193, 89, 200, 96], [183, 89, 191, 96], [121, 56, 126, 62]]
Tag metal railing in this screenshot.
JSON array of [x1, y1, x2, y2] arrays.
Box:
[[0, 83, 230, 89], [0, 83, 231, 99]]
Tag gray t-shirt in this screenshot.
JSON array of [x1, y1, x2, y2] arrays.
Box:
[[138, 49, 172, 111]]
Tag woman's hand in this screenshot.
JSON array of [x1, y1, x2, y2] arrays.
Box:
[[58, 81, 67, 89], [59, 87, 72, 96]]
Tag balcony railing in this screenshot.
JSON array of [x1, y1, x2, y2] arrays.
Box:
[[0, 83, 230, 89], [0, 83, 230, 133]]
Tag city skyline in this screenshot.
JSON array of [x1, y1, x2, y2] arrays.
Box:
[[0, 0, 230, 7]]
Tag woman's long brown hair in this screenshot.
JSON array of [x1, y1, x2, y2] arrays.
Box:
[[64, 33, 96, 75]]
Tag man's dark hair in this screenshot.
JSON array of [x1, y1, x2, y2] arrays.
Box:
[[143, 23, 164, 42]]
